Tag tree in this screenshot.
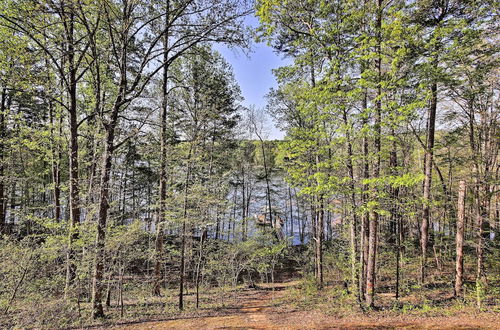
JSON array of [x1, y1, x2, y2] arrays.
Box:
[[150, 0, 251, 297], [0, 0, 99, 290], [446, 16, 499, 305], [160, 46, 243, 309], [409, 0, 490, 284]]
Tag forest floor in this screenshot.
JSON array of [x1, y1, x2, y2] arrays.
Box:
[[106, 281, 499, 329]]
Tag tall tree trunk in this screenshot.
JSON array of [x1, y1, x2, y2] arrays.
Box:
[[366, 0, 382, 307], [389, 129, 401, 300], [396, 208, 403, 300], [230, 187, 237, 241], [342, 108, 358, 296], [366, 210, 378, 307], [216, 208, 221, 240], [195, 228, 205, 309], [65, 5, 82, 293], [295, 189, 304, 244], [241, 166, 247, 240], [9, 180, 16, 231], [0, 88, 6, 232], [49, 103, 62, 222], [153, 1, 170, 296], [359, 91, 369, 302], [421, 62, 438, 284], [454, 180, 466, 298], [311, 200, 317, 280], [475, 185, 487, 309], [91, 103, 119, 318], [288, 186, 294, 240], [252, 132, 273, 236], [261, 142, 273, 231], [179, 145, 193, 310], [245, 184, 252, 234], [316, 197, 324, 287]]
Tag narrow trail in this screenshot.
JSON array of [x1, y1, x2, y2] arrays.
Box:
[[118, 285, 286, 330], [116, 282, 498, 329]]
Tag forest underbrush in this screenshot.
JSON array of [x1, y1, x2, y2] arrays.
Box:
[[1, 240, 498, 329]]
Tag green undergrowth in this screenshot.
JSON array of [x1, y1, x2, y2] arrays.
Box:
[[278, 274, 500, 320]]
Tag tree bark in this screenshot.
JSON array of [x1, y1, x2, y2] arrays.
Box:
[[389, 129, 401, 300], [153, 1, 170, 296], [49, 102, 62, 223], [317, 198, 324, 287], [475, 185, 487, 309], [195, 228, 205, 309], [0, 88, 6, 232], [288, 186, 294, 239], [454, 180, 466, 298], [179, 145, 193, 311], [359, 90, 369, 302], [252, 129, 273, 238], [65, 4, 82, 293], [91, 104, 119, 318], [241, 165, 247, 240], [261, 142, 273, 232], [421, 66, 438, 285], [342, 108, 358, 296], [366, 0, 382, 308], [366, 210, 378, 307]]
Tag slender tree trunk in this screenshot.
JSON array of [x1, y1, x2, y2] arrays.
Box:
[[359, 92, 369, 302], [65, 5, 82, 293], [311, 201, 317, 280], [195, 228, 205, 308], [251, 130, 273, 237], [179, 144, 193, 310], [241, 166, 247, 240], [421, 65, 438, 284], [230, 187, 237, 241], [0, 88, 6, 232], [475, 185, 487, 309], [91, 90, 122, 318], [288, 186, 294, 239], [295, 188, 304, 244], [366, 210, 378, 306], [396, 212, 402, 300], [49, 103, 62, 222], [105, 272, 113, 307], [341, 108, 359, 296], [9, 181, 16, 231], [153, 2, 170, 296], [261, 142, 273, 231], [454, 180, 466, 298], [85, 18, 102, 213], [390, 129, 401, 300], [245, 185, 252, 234], [119, 262, 124, 317], [65, 63, 81, 292], [366, 0, 382, 307], [216, 208, 221, 240], [316, 198, 324, 287]]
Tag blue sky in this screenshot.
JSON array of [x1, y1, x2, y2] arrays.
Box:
[[214, 14, 288, 140]]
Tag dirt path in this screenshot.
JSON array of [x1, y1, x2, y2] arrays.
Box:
[[116, 283, 498, 329], [117, 287, 283, 330]]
